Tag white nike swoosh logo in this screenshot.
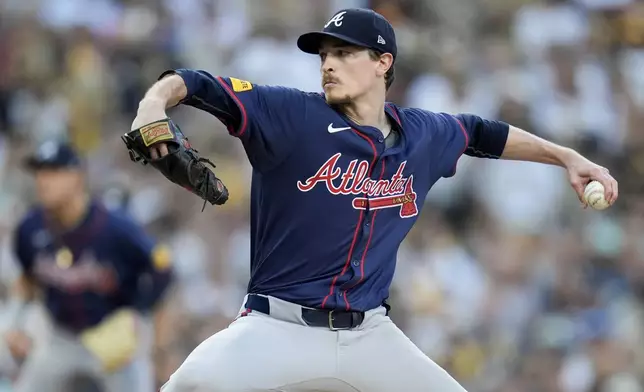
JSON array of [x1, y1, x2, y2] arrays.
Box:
[[328, 124, 352, 133]]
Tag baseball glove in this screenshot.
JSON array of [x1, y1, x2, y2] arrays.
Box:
[[80, 309, 138, 373], [122, 118, 229, 209]]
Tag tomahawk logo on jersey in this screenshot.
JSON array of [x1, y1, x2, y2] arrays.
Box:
[[161, 68, 508, 312]]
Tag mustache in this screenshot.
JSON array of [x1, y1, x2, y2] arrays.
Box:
[[322, 75, 340, 85]]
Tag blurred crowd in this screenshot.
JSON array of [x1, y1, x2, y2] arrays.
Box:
[[1, 0, 644, 391]]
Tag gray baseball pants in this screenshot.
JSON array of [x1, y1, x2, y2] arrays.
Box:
[[12, 319, 154, 392], [160, 294, 468, 392]]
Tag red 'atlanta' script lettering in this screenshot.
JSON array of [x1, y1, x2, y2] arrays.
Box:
[[297, 153, 409, 197]]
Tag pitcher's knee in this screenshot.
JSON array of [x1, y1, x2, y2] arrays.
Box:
[[162, 361, 249, 392]]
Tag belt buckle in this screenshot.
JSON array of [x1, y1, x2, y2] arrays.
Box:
[[328, 310, 341, 331], [328, 310, 352, 331]]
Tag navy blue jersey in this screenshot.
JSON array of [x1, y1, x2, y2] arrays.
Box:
[[165, 69, 508, 312], [13, 201, 172, 332]]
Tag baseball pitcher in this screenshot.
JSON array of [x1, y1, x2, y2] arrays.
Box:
[[123, 8, 618, 392]]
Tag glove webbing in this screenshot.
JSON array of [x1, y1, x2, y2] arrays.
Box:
[[188, 156, 226, 211]]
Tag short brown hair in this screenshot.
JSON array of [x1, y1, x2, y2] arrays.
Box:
[[368, 50, 395, 91]]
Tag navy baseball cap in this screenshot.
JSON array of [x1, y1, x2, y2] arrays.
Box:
[[24, 140, 82, 170], [297, 8, 397, 59]]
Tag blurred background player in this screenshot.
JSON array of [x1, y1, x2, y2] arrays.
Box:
[[0, 140, 173, 392]]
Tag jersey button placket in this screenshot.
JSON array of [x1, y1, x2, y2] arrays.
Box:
[[340, 135, 383, 304], [354, 156, 380, 275], [361, 215, 370, 234]]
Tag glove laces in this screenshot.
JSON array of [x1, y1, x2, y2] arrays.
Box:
[[187, 156, 225, 212]]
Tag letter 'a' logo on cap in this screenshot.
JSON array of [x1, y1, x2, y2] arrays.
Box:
[[38, 141, 59, 160], [325, 11, 347, 28]]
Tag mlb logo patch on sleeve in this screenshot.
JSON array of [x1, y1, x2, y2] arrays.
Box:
[[230, 77, 253, 92]]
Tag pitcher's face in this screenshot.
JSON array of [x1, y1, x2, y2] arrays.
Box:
[[319, 39, 382, 104]]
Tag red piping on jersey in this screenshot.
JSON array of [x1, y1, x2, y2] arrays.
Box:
[[359, 160, 385, 280], [320, 209, 364, 308], [386, 104, 402, 127], [343, 291, 350, 310], [450, 117, 470, 176], [343, 160, 386, 310], [215, 77, 249, 137], [320, 130, 378, 309]]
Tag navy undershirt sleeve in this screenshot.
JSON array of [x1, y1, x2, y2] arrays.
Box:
[[453, 113, 509, 159]]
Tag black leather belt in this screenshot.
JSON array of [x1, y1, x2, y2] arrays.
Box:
[[244, 294, 365, 330]]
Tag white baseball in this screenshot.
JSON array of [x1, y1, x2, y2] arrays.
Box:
[[583, 181, 610, 210]]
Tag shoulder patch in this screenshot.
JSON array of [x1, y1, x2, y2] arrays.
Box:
[[230, 77, 253, 92], [151, 245, 172, 271]]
